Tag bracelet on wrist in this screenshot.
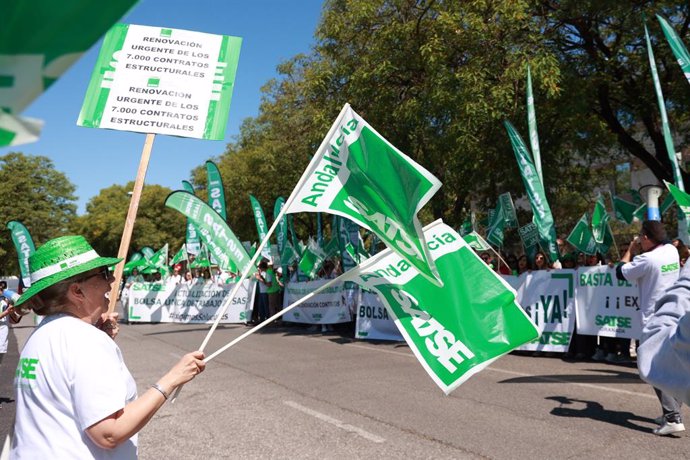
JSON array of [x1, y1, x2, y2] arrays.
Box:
[[151, 383, 169, 401]]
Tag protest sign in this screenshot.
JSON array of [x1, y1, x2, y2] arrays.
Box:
[[282, 279, 351, 324], [355, 291, 403, 341], [78, 24, 241, 139]]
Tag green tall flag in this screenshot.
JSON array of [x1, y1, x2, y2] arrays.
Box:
[[566, 214, 598, 255], [286, 104, 442, 285], [205, 161, 227, 221], [249, 195, 271, 260], [526, 65, 543, 184], [344, 220, 539, 394], [274, 197, 288, 281], [486, 203, 505, 247], [665, 181, 690, 221], [611, 194, 637, 224], [182, 180, 201, 255], [0, 0, 137, 146], [499, 192, 518, 229], [165, 191, 253, 275], [169, 245, 187, 266], [298, 239, 327, 280], [6, 221, 35, 287], [504, 120, 559, 262], [657, 15, 690, 86], [645, 22, 685, 191], [591, 196, 609, 244]]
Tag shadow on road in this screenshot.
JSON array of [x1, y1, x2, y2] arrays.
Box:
[[546, 396, 658, 434], [498, 368, 642, 385]]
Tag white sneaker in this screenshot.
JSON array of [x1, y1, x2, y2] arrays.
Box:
[[653, 421, 685, 436]]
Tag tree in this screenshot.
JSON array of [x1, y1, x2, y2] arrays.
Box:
[[71, 182, 185, 258], [0, 152, 77, 274]]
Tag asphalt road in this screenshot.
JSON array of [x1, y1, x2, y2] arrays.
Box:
[[2, 318, 690, 459]]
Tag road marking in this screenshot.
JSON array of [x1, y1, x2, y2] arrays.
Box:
[[312, 338, 655, 399], [284, 400, 385, 443]]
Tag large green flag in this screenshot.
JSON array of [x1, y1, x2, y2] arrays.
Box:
[[286, 104, 442, 285], [486, 203, 505, 247], [181, 180, 201, 255], [6, 221, 35, 287], [298, 239, 327, 280], [591, 196, 609, 244], [611, 194, 637, 224], [249, 195, 271, 260], [206, 161, 227, 221], [566, 214, 598, 255], [666, 181, 690, 220], [165, 191, 253, 275], [0, 0, 137, 146], [504, 120, 559, 262], [658, 15, 690, 86], [344, 220, 539, 394], [645, 22, 685, 192], [526, 65, 543, 184]]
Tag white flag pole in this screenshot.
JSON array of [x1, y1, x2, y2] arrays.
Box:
[[172, 104, 349, 401]]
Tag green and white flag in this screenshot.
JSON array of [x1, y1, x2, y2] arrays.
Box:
[[6, 221, 36, 287], [499, 192, 518, 229], [78, 24, 242, 139], [566, 214, 598, 255], [181, 180, 201, 255], [274, 197, 288, 281], [286, 104, 442, 285], [459, 215, 473, 237], [658, 14, 690, 85], [645, 22, 685, 192], [249, 194, 271, 260], [526, 65, 543, 184], [611, 194, 637, 224], [169, 245, 187, 265], [591, 196, 609, 245], [463, 231, 491, 252], [147, 244, 169, 275], [504, 120, 559, 262], [165, 191, 252, 275], [298, 239, 327, 280], [206, 161, 227, 221], [1, 0, 136, 146], [486, 203, 505, 247], [634, 203, 648, 221], [190, 245, 211, 268], [665, 181, 690, 221], [343, 220, 539, 394], [518, 222, 540, 261]]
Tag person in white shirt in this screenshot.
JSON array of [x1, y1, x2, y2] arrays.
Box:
[[12, 236, 205, 459], [616, 220, 682, 436], [166, 264, 183, 286]]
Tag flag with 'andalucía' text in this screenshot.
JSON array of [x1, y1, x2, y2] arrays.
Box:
[[343, 220, 539, 394], [285, 104, 442, 286]]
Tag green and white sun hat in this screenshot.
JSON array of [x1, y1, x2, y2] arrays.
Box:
[[15, 235, 122, 307]]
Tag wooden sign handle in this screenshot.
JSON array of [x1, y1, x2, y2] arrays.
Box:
[[108, 133, 156, 313]]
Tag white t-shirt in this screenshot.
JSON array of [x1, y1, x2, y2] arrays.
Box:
[[12, 314, 138, 459], [166, 274, 182, 286], [621, 243, 680, 326]]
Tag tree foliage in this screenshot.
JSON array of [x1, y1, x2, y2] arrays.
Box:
[[71, 182, 185, 257], [0, 152, 77, 273]]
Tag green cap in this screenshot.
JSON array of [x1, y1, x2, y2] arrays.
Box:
[[16, 236, 121, 307]]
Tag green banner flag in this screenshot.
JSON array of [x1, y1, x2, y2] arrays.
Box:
[[206, 161, 227, 221], [486, 203, 505, 247], [190, 245, 211, 269], [298, 239, 327, 280], [249, 194, 272, 260], [165, 191, 254, 275], [658, 15, 690, 86], [0, 0, 137, 146], [169, 245, 187, 265], [6, 221, 36, 287], [526, 65, 543, 184], [287, 104, 442, 285], [591, 196, 609, 244], [518, 222, 539, 261], [463, 231, 491, 252], [504, 120, 559, 262], [566, 214, 598, 255], [344, 220, 539, 394], [665, 181, 690, 221], [611, 194, 637, 224], [645, 22, 685, 191], [145, 244, 169, 276], [182, 180, 201, 255], [499, 192, 518, 229], [274, 197, 288, 281], [280, 241, 299, 267]]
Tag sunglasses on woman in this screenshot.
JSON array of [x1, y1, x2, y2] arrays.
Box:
[[79, 267, 112, 282]]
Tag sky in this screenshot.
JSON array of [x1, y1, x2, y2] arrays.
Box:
[[2, 0, 324, 214]]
